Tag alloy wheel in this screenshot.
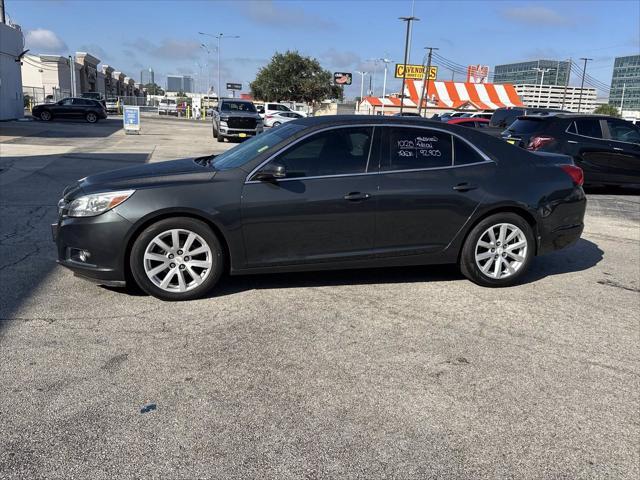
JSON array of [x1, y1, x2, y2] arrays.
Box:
[[143, 229, 213, 293], [41, 111, 51, 121], [87, 113, 97, 123], [474, 223, 528, 280]]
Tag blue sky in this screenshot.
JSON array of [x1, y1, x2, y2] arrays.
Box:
[[8, 0, 640, 98]]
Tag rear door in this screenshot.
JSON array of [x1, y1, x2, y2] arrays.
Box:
[[374, 126, 494, 255], [603, 118, 640, 184], [241, 126, 379, 267], [566, 118, 617, 184]]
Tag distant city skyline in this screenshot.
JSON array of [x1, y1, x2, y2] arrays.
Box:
[[8, 0, 640, 98]]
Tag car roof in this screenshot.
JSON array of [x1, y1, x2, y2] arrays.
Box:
[[518, 113, 621, 121]]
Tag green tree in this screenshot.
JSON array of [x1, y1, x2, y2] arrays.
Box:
[[593, 104, 620, 117], [251, 51, 342, 105], [144, 83, 164, 95]]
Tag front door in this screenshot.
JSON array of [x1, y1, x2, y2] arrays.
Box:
[[241, 126, 378, 267], [52, 98, 74, 118], [374, 126, 490, 255], [604, 118, 640, 184]]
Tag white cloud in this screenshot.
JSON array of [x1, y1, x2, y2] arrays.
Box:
[[25, 28, 68, 53], [501, 6, 570, 26]]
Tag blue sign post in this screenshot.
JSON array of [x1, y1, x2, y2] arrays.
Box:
[[123, 106, 140, 134]]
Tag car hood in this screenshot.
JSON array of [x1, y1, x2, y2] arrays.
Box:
[[66, 157, 216, 198]]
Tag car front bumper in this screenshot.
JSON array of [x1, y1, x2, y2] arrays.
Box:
[[52, 210, 131, 286], [219, 127, 263, 137]]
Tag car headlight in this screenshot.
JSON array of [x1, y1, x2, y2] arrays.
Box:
[[220, 120, 228, 126], [67, 190, 135, 217]]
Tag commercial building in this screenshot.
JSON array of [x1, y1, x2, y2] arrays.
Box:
[[513, 84, 597, 112], [140, 68, 154, 86], [609, 54, 640, 112], [494, 60, 570, 87], [166, 75, 193, 93], [21, 52, 141, 102], [0, 21, 24, 120]]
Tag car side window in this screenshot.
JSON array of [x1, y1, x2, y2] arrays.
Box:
[[61, 98, 73, 106], [383, 127, 453, 171], [454, 137, 486, 165], [606, 119, 640, 144], [273, 127, 373, 178], [574, 118, 603, 138]]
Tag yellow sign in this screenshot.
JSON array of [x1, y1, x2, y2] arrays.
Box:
[[394, 64, 438, 80]]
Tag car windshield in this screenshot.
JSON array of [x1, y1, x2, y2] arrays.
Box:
[[221, 101, 257, 113], [211, 123, 306, 170]]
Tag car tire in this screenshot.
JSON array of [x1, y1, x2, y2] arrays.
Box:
[[86, 112, 98, 123], [130, 217, 224, 301], [459, 212, 534, 288], [40, 110, 52, 121], [217, 134, 225, 143], [273, 121, 281, 127], [212, 125, 218, 138]]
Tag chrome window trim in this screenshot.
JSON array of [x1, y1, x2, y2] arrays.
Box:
[[602, 118, 640, 146], [244, 123, 494, 184]]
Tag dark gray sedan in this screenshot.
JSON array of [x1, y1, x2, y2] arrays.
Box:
[[53, 116, 586, 300]]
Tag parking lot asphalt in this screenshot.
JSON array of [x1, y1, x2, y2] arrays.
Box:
[[1, 117, 638, 479]]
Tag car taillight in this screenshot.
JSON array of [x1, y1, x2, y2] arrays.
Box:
[[527, 136, 555, 151], [266, 115, 273, 119], [560, 165, 584, 186]]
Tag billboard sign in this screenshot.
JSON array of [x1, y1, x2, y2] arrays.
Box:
[[395, 64, 437, 80], [467, 65, 490, 84], [333, 72, 353, 85], [123, 106, 140, 134], [226, 82, 242, 90]]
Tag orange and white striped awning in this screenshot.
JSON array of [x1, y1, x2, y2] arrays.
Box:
[[405, 80, 524, 110], [361, 96, 417, 108]]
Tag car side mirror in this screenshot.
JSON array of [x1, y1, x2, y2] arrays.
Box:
[[255, 162, 286, 181]]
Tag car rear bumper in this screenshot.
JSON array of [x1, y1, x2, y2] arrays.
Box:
[[536, 187, 587, 255]]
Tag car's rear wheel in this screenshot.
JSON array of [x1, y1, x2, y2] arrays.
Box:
[[459, 213, 534, 287], [130, 217, 224, 301], [40, 110, 52, 121], [272, 121, 281, 127], [86, 112, 98, 123]]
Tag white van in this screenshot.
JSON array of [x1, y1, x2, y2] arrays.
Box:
[[257, 102, 307, 118], [158, 98, 177, 116]]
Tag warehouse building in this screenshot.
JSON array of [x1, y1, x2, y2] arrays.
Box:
[[0, 20, 24, 120]]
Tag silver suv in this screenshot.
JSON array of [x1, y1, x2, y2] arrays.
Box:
[[212, 99, 263, 143]]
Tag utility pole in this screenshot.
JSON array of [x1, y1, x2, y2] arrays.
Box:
[[560, 58, 571, 110], [199, 32, 239, 99], [577, 57, 592, 113], [533, 67, 554, 108], [380, 58, 392, 115], [1, 0, 6, 24], [356, 71, 368, 102], [417, 46, 438, 116], [398, 16, 419, 114]]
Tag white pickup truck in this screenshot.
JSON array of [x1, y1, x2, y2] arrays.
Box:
[[157, 98, 177, 116]]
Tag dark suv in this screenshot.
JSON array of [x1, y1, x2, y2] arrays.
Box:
[[212, 99, 264, 143], [502, 114, 640, 187], [489, 107, 567, 129], [32, 97, 108, 123]]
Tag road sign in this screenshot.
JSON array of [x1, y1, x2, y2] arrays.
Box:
[[123, 106, 140, 134], [395, 64, 437, 80], [226, 83, 242, 90], [333, 72, 352, 86]]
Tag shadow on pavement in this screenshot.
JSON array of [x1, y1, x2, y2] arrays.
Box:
[[585, 185, 640, 196], [1, 118, 123, 142], [0, 152, 149, 334]]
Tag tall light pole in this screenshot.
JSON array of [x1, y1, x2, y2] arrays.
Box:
[[200, 44, 212, 94], [199, 32, 239, 99], [356, 71, 368, 102], [577, 57, 592, 113], [417, 46, 438, 116], [379, 58, 392, 115], [532, 67, 554, 108], [398, 16, 419, 114]]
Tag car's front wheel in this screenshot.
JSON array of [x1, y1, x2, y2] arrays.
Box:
[[459, 213, 534, 287], [40, 110, 52, 121], [130, 217, 224, 301], [86, 112, 98, 123], [217, 133, 225, 143]]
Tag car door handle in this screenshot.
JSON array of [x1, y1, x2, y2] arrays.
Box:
[[344, 192, 371, 201], [613, 147, 624, 151], [567, 140, 578, 144], [453, 183, 478, 192]]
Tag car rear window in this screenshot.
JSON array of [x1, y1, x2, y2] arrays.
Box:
[[490, 109, 523, 127], [507, 119, 547, 135], [570, 118, 603, 138]]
